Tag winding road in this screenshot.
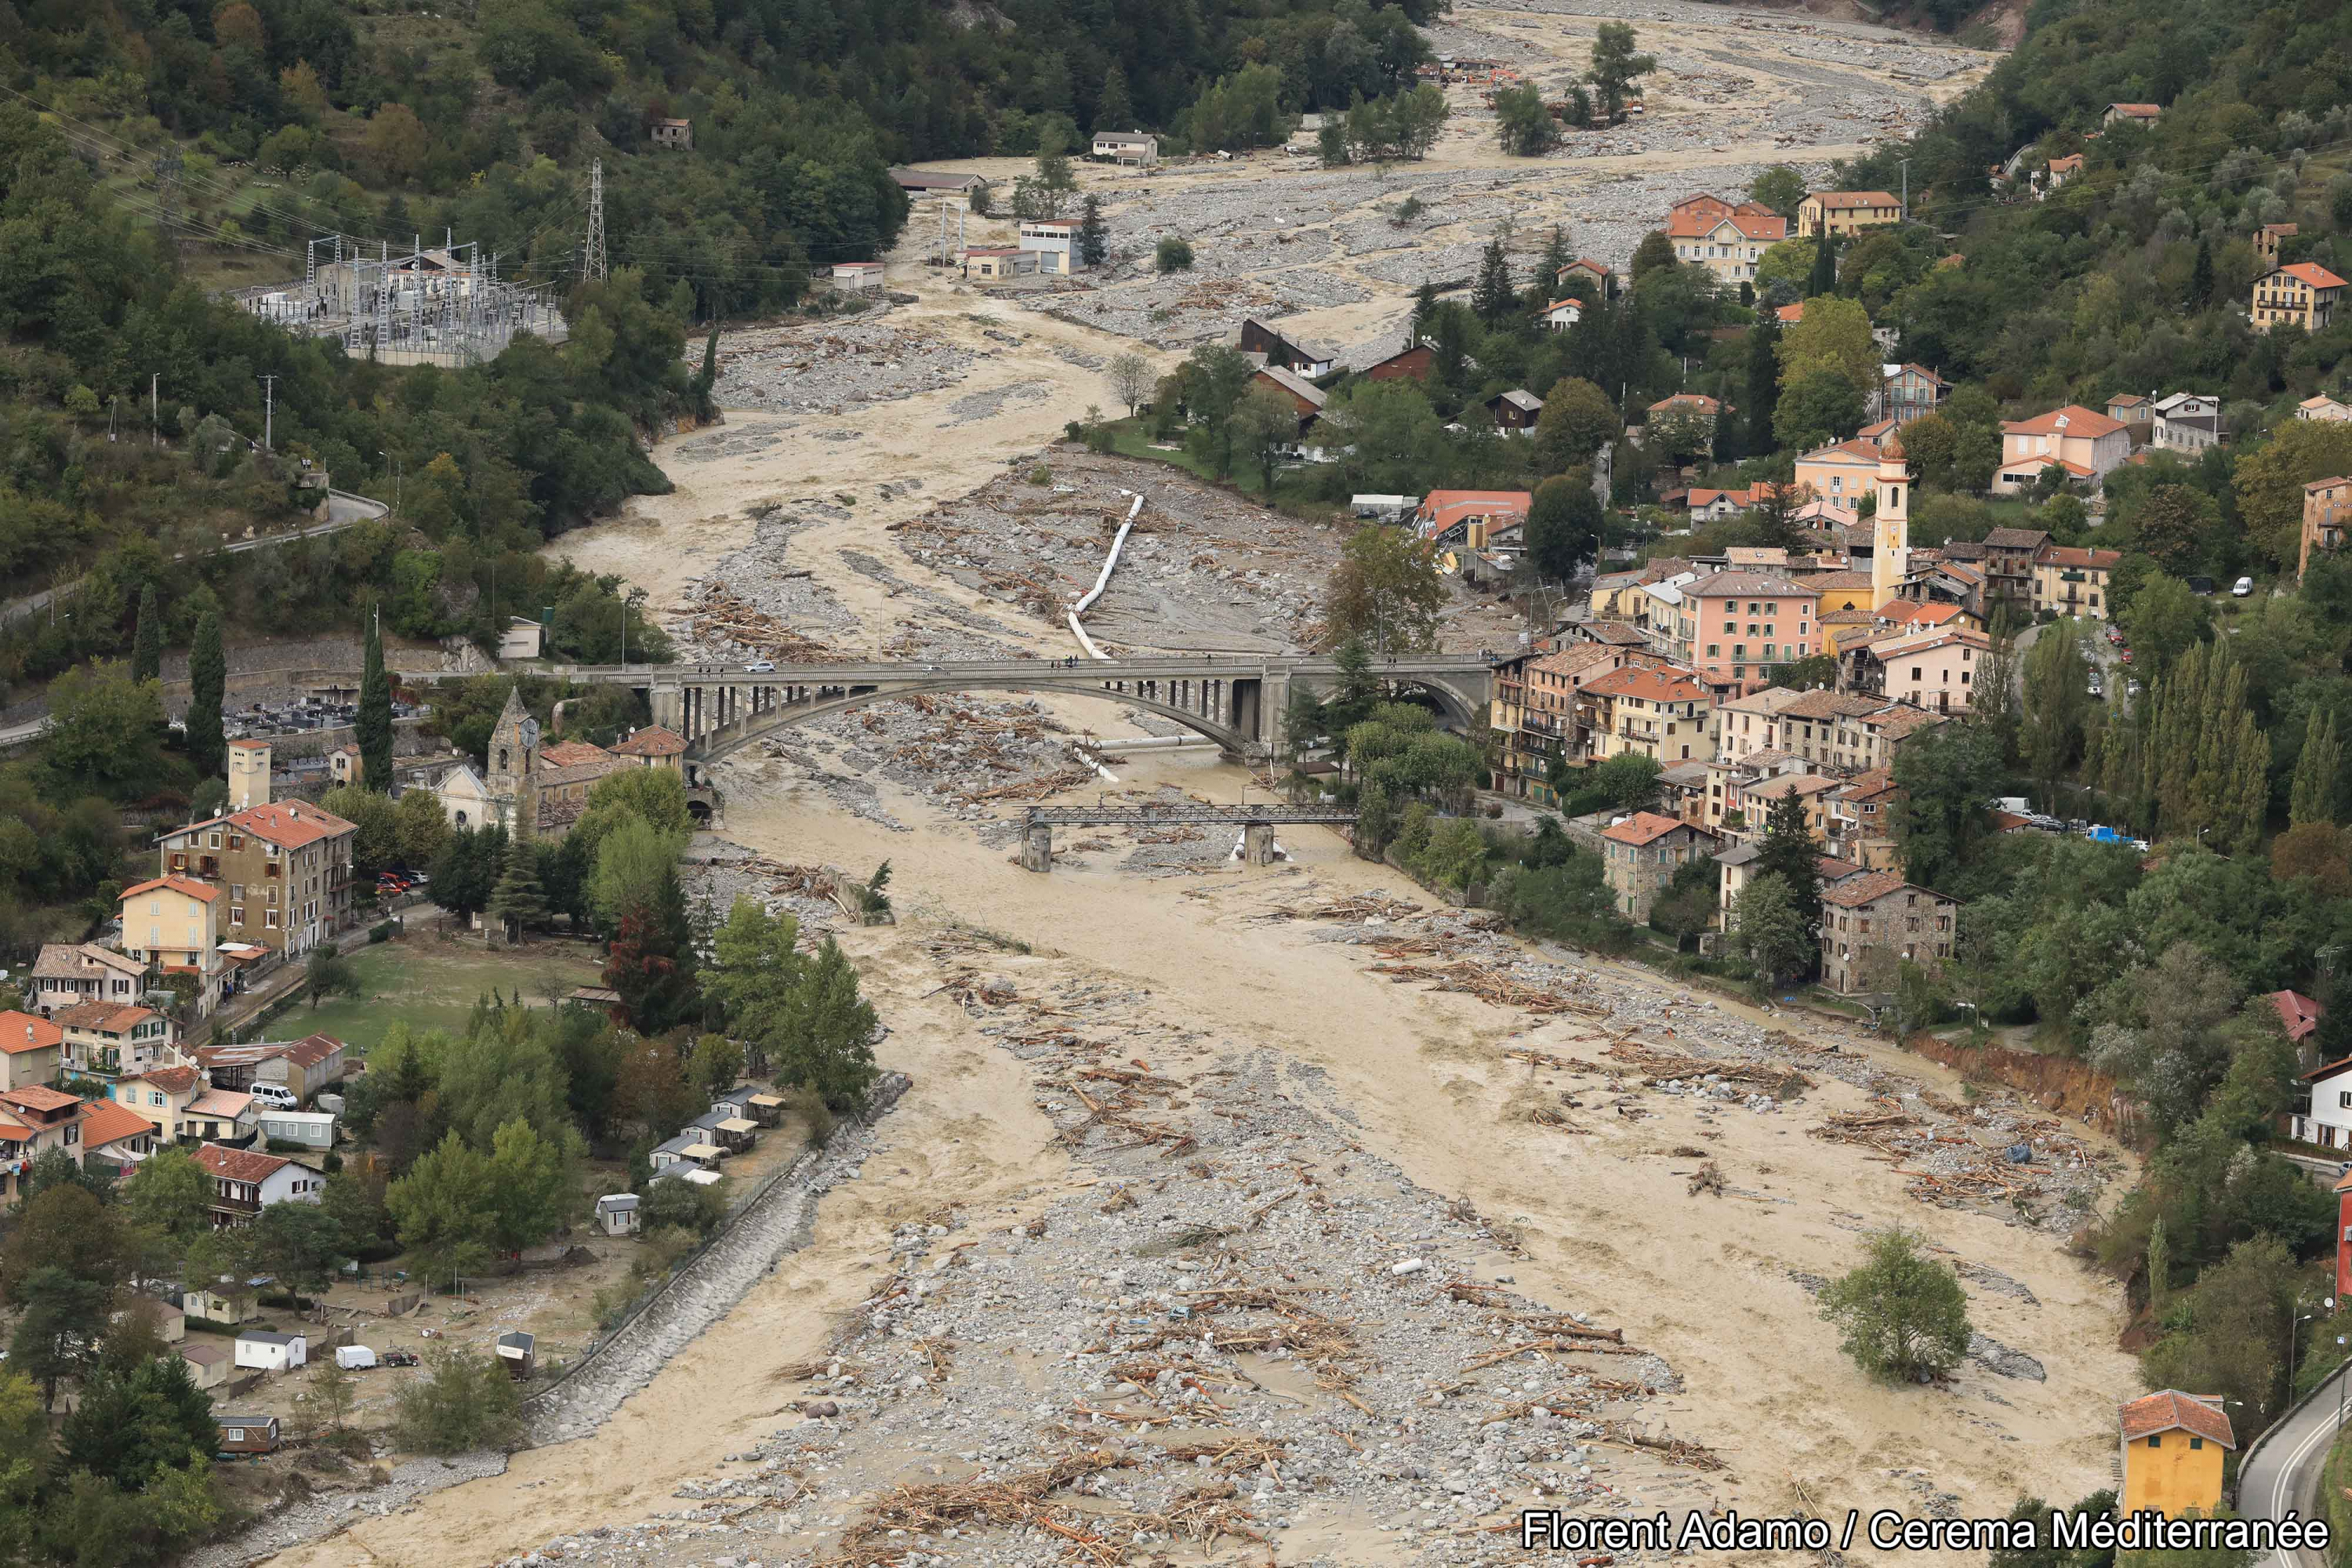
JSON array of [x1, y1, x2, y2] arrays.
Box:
[[2238, 1359, 2351, 1568]]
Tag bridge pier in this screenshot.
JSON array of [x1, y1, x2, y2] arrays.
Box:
[[1243, 823, 1280, 865], [1019, 822, 1053, 873]]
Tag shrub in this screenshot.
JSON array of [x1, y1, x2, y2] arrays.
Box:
[[392, 1350, 525, 1454], [1156, 236, 1195, 272]]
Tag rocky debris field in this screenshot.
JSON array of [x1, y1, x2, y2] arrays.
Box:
[[492, 928, 1715, 1568], [684, 839, 853, 938], [711, 317, 976, 416], [1293, 899, 2116, 1234], [726, 694, 1103, 837], [892, 450, 1337, 654]]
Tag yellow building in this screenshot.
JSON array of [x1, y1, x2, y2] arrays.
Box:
[[2252, 263, 2346, 334], [118, 876, 225, 1015], [2118, 1391, 2232, 1517], [1796, 191, 1903, 238]]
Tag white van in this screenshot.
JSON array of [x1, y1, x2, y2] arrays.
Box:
[[251, 1082, 299, 1110], [2232, 576, 2255, 597]]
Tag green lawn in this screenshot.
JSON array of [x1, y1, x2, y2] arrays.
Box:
[[1101, 419, 1347, 520], [285, 937, 606, 1056]]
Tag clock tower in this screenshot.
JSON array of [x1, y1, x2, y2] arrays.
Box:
[[1871, 434, 1910, 611]]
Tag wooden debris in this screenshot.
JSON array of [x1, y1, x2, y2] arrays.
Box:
[[1687, 1160, 1725, 1197]]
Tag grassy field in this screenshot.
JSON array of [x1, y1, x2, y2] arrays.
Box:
[[285, 935, 607, 1055]]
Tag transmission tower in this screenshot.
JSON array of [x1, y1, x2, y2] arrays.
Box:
[[151, 151, 183, 241], [584, 158, 608, 283]]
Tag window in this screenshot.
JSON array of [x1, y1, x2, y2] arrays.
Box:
[[2190, 1437, 2205, 1450], [2147, 1435, 2161, 1449], [266, 911, 278, 929]]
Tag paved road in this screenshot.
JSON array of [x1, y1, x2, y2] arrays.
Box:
[[0, 488, 391, 747], [2239, 1359, 2350, 1568]]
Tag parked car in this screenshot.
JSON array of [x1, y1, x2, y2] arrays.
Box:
[[251, 1083, 299, 1110], [2232, 576, 2255, 597], [382, 1350, 419, 1367], [744, 659, 777, 673]]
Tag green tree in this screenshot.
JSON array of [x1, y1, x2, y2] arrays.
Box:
[[1750, 165, 1806, 219], [131, 583, 162, 684], [121, 1148, 212, 1247], [690, 1033, 746, 1098], [1777, 293, 1877, 401], [2289, 709, 2342, 825], [359, 608, 393, 792], [1773, 369, 1865, 452], [488, 822, 551, 940], [395, 786, 452, 869], [1731, 872, 1815, 986], [0, 1370, 49, 1562], [1229, 381, 1304, 493], [393, 1349, 524, 1454], [43, 662, 163, 800], [321, 784, 400, 876], [1471, 238, 1515, 325], [1492, 83, 1558, 157], [2233, 420, 2352, 570], [602, 866, 699, 1036], [1744, 306, 1783, 456], [1323, 524, 1447, 653], [1077, 194, 1108, 268], [1629, 230, 1677, 281], [1156, 235, 1194, 272], [1755, 789, 1823, 924], [251, 1201, 347, 1294], [1590, 751, 1663, 810], [1807, 227, 1835, 298], [1526, 473, 1602, 584], [1818, 1229, 1972, 1383], [303, 949, 361, 1011], [587, 815, 688, 930], [429, 824, 507, 924], [385, 1132, 497, 1286], [2118, 572, 2209, 681], [2021, 622, 2089, 811], [485, 1118, 573, 1253], [59, 1353, 216, 1490], [187, 609, 226, 785], [1889, 722, 1999, 889], [775, 938, 880, 1111], [1588, 22, 1655, 118], [2140, 1233, 2299, 1436], [8, 1268, 110, 1410], [2127, 485, 2220, 573], [1534, 377, 1621, 473], [301, 1355, 358, 1439]]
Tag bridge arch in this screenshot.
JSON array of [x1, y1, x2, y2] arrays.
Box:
[[686, 677, 1251, 768]]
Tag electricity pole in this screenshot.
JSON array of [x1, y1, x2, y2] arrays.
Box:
[[1899, 158, 1910, 216], [259, 374, 278, 450]]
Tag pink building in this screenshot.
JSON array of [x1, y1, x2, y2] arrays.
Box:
[[1666, 570, 1820, 696]]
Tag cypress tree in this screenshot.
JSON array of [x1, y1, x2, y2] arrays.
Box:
[[1755, 789, 1823, 924], [1744, 307, 1783, 456], [2290, 709, 2342, 825], [2188, 236, 2214, 308], [488, 821, 550, 941], [1078, 195, 1108, 267], [1808, 226, 1835, 298], [1471, 239, 1514, 327], [358, 608, 393, 792], [1409, 281, 1441, 345], [131, 584, 162, 684], [187, 608, 226, 782]]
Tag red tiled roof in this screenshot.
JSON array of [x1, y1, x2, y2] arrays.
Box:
[[2107, 103, 2161, 116], [2273, 262, 2350, 290], [2118, 1391, 2234, 1449], [122, 875, 221, 904], [279, 1033, 344, 1069], [52, 1002, 160, 1033], [1649, 394, 1720, 415], [2271, 990, 2324, 1044], [1809, 190, 1900, 209], [2002, 405, 2125, 439], [0, 1012, 64, 1054], [1775, 302, 1804, 324], [194, 1142, 291, 1183], [2038, 546, 2121, 570], [537, 741, 612, 768], [172, 802, 356, 852], [129, 1066, 201, 1095], [1602, 811, 1700, 847], [80, 1098, 156, 1149], [1820, 870, 1937, 908], [1582, 666, 1711, 704], [0, 1086, 83, 1114], [609, 727, 688, 757]]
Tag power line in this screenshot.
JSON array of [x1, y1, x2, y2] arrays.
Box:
[[584, 158, 608, 283]]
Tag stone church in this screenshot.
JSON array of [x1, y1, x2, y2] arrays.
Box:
[[430, 687, 688, 837]]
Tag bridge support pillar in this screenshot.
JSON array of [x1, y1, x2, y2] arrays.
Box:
[[1019, 823, 1053, 873], [650, 682, 684, 735], [1243, 824, 1280, 866]]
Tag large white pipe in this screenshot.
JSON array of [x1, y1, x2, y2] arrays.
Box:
[[1066, 492, 1144, 661]]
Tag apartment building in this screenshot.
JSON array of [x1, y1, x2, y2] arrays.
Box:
[[2032, 545, 2123, 619], [1819, 873, 1959, 993], [2304, 476, 2352, 579], [2252, 263, 2346, 333], [1579, 664, 1715, 764], [154, 797, 358, 959], [117, 877, 225, 1016], [1797, 190, 1903, 238], [1668, 570, 1820, 695], [1994, 405, 2130, 493]]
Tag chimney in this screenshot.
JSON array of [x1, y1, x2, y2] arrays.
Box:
[[228, 740, 271, 811]]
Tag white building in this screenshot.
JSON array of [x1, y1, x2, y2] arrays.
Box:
[[1091, 131, 1158, 165], [2294, 1056, 2352, 1149], [2298, 395, 2350, 423], [831, 261, 886, 292], [233, 1330, 307, 1373], [2152, 393, 2226, 454], [1017, 218, 1083, 274]]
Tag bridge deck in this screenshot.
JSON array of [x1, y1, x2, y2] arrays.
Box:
[[394, 655, 1494, 688], [1025, 804, 1359, 827]]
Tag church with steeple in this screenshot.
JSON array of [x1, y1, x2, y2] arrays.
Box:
[[427, 687, 689, 837], [1870, 433, 1910, 611]]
